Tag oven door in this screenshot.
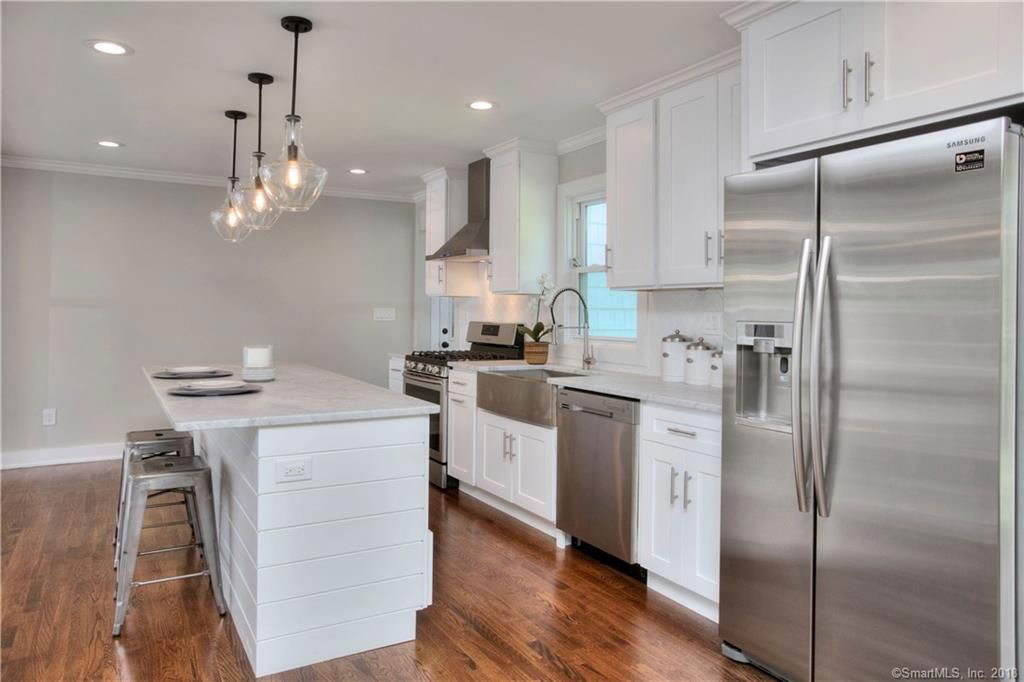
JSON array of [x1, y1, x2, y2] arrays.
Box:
[[402, 371, 448, 488]]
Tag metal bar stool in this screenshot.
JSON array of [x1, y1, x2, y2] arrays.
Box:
[[114, 429, 199, 569], [113, 454, 226, 636]]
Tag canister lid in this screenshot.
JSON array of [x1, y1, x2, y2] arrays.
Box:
[[686, 336, 714, 350], [711, 350, 723, 358], [662, 329, 690, 343]]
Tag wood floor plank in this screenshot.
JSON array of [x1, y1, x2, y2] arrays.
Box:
[[1, 461, 769, 681]]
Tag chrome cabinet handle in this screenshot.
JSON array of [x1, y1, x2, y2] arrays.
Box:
[[451, 380, 468, 386], [683, 471, 693, 510], [503, 432, 510, 458], [667, 427, 697, 438], [704, 231, 712, 266], [810, 235, 832, 517], [864, 52, 875, 104], [509, 434, 517, 458], [790, 238, 814, 513], [389, 368, 402, 373], [437, 265, 443, 284], [718, 230, 724, 265], [450, 397, 466, 405], [486, 262, 493, 280], [841, 58, 853, 110], [670, 466, 679, 503], [605, 246, 613, 269]]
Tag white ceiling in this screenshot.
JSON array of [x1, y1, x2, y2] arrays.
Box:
[[2, 2, 740, 198]]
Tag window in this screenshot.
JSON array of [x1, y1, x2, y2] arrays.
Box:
[[573, 198, 637, 339]]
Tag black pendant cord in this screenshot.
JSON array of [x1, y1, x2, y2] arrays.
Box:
[[230, 117, 239, 189], [257, 81, 263, 155], [290, 30, 299, 117]]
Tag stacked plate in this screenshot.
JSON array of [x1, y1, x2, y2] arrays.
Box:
[[168, 379, 262, 397], [152, 366, 233, 380]]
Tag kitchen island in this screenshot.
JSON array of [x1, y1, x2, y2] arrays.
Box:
[[144, 363, 438, 677]]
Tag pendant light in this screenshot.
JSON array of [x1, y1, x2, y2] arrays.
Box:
[[260, 16, 327, 212], [233, 73, 282, 231], [210, 110, 251, 243]]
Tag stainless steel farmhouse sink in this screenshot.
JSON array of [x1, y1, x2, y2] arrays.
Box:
[[477, 368, 586, 427]]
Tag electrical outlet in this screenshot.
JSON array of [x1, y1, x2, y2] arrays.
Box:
[[702, 313, 722, 335], [373, 307, 396, 321], [275, 457, 312, 483], [41, 408, 57, 427]]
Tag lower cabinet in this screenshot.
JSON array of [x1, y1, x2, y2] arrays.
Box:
[[387, 357, 404, 393], [637, 409, 721, 603], [475, 409, 556, 522], [446, 391, 475, 485]]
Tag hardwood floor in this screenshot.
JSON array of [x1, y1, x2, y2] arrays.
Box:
[[1, 461, 768, 681]]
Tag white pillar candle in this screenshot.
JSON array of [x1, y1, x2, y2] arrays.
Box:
[[244, 345, 273, 369]]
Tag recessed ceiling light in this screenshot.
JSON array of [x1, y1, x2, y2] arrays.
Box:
[[88, 40, 131, 56], [349, 168, 367, 175], [98, 140, 123, 148], [468, 100, 495, 111]]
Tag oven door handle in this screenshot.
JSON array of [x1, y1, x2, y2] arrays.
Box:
[[402, 372, 445, 391]]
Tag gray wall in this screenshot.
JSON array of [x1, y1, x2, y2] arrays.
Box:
[[2, 168, 416, 452], [558, 141, 606, 184]]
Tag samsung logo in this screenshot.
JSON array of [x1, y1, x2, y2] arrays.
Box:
[[947, 136, 985, 148]]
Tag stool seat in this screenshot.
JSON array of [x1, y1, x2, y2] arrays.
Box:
[[132, 455, 207, 478]]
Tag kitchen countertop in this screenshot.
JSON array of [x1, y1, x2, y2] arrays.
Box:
[[448, 360, 722, 413], [144, 362, 439, 431]]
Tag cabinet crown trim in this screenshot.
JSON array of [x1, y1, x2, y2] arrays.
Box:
[[719, 1, 794, 30], [483, 137, 557, 158], [556, 126, 606, 155], [420, 166, 468, 185], [596, 46, 741, 115]]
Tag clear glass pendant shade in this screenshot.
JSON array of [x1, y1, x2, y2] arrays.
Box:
[[210, 180, 251, 242], [259, 115, 327, 212], [233, 153, 282, 230]]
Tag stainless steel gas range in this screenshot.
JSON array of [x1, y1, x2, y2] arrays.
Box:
[[402, 321, 524, 488]]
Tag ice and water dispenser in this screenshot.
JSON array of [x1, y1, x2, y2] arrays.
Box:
[[734, 322, 794, 431]]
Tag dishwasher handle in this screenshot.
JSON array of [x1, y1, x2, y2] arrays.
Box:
[[560, 403, 615, 419]]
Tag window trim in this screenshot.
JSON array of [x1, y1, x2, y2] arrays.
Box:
[[554, 173, 653, 371]]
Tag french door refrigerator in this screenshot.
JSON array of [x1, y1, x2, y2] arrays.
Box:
[[720, 117, 1020, 681]]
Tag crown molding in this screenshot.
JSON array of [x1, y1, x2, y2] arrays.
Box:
[[483, 137, 557, 158], [1, 155, 417, 203], [596, 46, 741, 115], [719, 1, 794, 30], [556, 126, 606, 155], [409, 190, 426, 204]]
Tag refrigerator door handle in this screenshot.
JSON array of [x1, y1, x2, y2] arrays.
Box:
[[810, 235, 832, 517], [790, 238, 814, 513]]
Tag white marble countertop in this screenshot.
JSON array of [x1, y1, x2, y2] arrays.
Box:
[[448, 360, 722, 413], [144, 363, 439, 431]]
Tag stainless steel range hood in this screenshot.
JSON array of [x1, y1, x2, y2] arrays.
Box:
[[427, 157, 490, 261]]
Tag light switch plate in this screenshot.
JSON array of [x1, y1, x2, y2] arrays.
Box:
[[275, 456, 312, 483], [702, 313, 722, 335], [373, 307, 396, 321], [42, 408, 57, 427]]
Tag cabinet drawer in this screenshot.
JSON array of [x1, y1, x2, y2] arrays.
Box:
[[641, 404, 721, 456], [448, 370, 477, 397]]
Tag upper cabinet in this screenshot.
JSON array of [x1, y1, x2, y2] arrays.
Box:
[[421, 167, 479, 297], [483, 139, 558, 294], [606, 101, 657, 289], [602, 62, 740, 290], [731, 1, 1023, 160]]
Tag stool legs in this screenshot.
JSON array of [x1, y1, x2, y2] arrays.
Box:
[[193, 470, 226, 615], [113, 477, 148, 636]]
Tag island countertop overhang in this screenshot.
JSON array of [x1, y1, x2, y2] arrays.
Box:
[[143, 362, 438, 432]]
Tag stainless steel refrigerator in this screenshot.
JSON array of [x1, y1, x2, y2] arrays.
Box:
[[719, 117, 1021, 681]]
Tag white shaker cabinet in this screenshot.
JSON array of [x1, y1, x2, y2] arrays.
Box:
[[744, 2, 864, 159], [387, 357, 404, 393], [421, 168, 478, 297], [475, 409, 557, 522], [605, 100, 657, 289], [446, 370, 477, 485], [657, 76, 722, 287], [483, 139, 558, 294], [637, 405, 721, 605], [860, 2, 1024, 128]]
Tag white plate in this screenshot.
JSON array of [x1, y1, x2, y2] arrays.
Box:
[[181, 379, 247, 390], [166, 366, 219, 374]]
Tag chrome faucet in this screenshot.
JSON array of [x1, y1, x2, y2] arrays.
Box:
[[549, 287, 596, 369]]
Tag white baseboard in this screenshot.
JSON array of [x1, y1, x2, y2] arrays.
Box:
[[457, 483, 567, 545], [1, 442, 122, 470], [647, 572, 719, 623]]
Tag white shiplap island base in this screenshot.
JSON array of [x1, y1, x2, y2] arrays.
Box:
[[143, 364, 439, 677]]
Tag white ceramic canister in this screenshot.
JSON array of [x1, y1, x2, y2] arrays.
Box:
[[684, 337, 714, 386], [660, 329, 690, 382], [709, 349, 723, 388]]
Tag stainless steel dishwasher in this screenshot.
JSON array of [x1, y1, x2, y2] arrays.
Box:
[[556, 387, 640, 563]]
